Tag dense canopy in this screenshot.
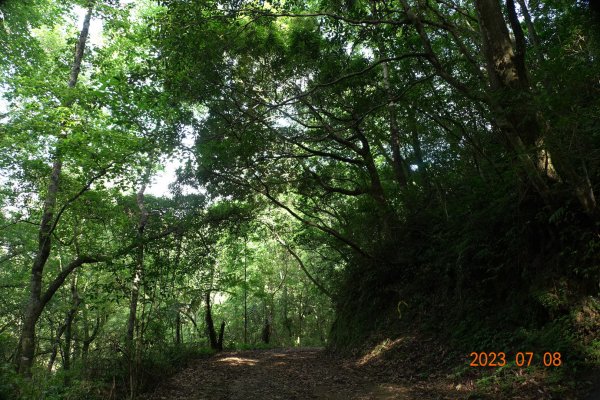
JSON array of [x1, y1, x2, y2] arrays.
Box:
[[0, 0, 599, 398]]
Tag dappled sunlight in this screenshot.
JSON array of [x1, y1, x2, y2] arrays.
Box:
[[217, 356, 259, 366], [270, 350, 320, 360], [357, 338, 405, 366], [272, 361, 288, 367], [3, 0, 597, 398]]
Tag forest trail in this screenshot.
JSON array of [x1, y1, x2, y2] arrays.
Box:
[[141, 348, 454, 400]]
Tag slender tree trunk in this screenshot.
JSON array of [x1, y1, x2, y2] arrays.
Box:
[[283, 285, 292, 340], [47, 278, 80, 373], [173, 234, 183, 346], [273, 234, 332, 299], [82, 312, 100, 369], [47, 321, 64, 372], [407, 108, 431, 186], [359, 135, 389, 210], [516, 0, 541, 49], [18, 5, 93, 376], [381, 61, 409, 187], [297, 291, 303, 347], [217, 321, 225, 350], [243, 237, 248, 345], [63, 311, 73, 384], [126, 300, 140, 393], [371, 2, 409, 188], [63, 276, 79, 379], [72, 329, 81, 365], [127, 177, 149, 399], [175, 311, 181, 345], [184, 312, 202, 338]]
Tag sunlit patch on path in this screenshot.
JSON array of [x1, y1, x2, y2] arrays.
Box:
[[217, 356, 259, 366], [141, 348, 463, 400]]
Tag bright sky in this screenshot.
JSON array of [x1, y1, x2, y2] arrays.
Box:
[[0, 92, 6, 115], [0, 6, 189, 199], [147, 133, 196, 197]]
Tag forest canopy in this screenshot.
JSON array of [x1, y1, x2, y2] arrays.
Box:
[[0, 0, 599, 398]]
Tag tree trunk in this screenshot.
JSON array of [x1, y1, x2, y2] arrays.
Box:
[[82, 312, 100, 369], [474, 0, 549, 192], [297, 291, 303, 347], [475, 0, 597, 213], [371, 2, 409, 188], [408, 108, 430, 186], [47, 278, 80, 373], [516, 0, 541, 49], [283, 285, 292, 340], [127, 178, 149, 399], [261, 319, 270, 344], [243, 237, 248, 345], [205, 291, 221, 350], [381, 61, 409, 187], [17, 5, 93, 376], [175, 311, 181, 345], [47, 321, 63, 372], [217, 321, 225, 351], [63, 276, 79, 379], [63, 309, 73, 384]]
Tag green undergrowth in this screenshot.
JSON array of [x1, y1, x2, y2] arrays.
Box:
[[0, 343, 215, 400], [139, 343, 216, 394], [329, 190, 600, 398]]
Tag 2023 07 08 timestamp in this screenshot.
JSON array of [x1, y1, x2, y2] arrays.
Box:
[[469, 352, 562, 367]]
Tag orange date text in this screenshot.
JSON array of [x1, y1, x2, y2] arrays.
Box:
[[469, 352, 562, 367]]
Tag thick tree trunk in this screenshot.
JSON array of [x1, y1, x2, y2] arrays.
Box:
[[475, 0, 549, 192], [475, 0, 542, 148], [205, 291, 222, 350], [17, 5, 93, 377], [475, 0, 596, 213], [261, 319, 270, 344]]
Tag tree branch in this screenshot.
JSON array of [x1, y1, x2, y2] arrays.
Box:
[[262, 222, 332, 299]]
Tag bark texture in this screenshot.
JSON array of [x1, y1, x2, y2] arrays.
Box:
[[18, 4, 93, 376], [475, 0, 596, 213]]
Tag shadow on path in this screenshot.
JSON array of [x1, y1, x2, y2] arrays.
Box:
[[141, 348, 456, 400]]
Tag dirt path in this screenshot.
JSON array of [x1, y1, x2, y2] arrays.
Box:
[[141, 348, 451, 400], [140, 345, 595, 399]]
